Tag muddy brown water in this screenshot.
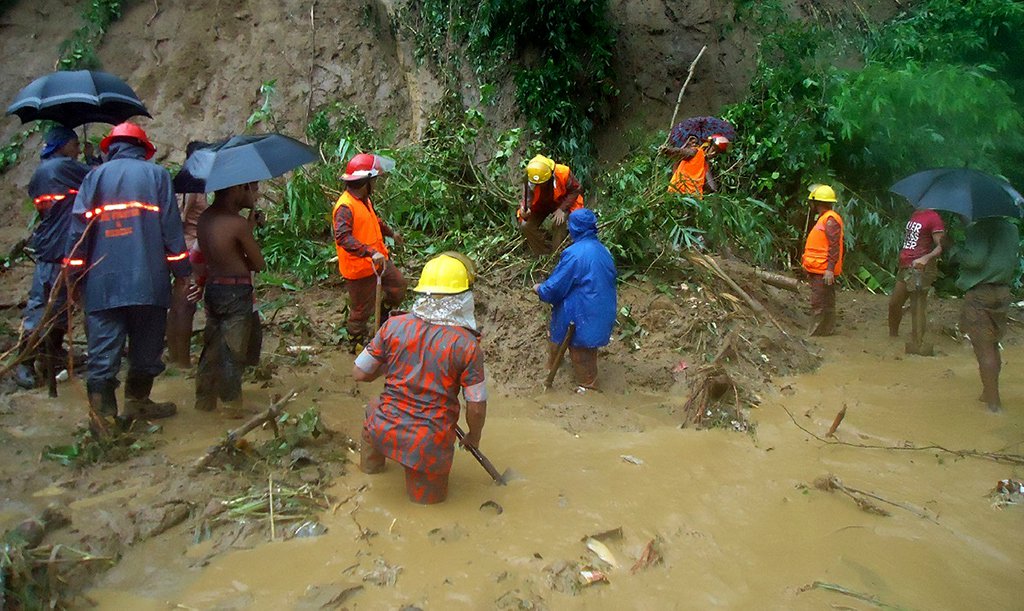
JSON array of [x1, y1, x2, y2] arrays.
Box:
[[74, 330, 1024, 609]]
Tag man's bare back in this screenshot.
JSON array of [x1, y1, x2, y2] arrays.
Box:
[[197, 192, 265, 278]]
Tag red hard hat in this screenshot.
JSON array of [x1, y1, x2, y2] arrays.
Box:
[[341, 153, 395, 181], [100, 122, 156, 160], [709, 134, 730, 152]]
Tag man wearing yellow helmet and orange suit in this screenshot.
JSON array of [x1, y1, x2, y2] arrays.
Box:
[[801, 184, 845, 336], [660, 134, 730, 195], [517, 154, 584, 255], [332, 153, 407, 345], [352, 252, 487, 504]]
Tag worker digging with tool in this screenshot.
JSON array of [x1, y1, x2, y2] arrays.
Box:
[[352, 252, 487, 504], [517, 154, 584, 255], [332, 152, 406, 350], [533, 208, 617, 391]]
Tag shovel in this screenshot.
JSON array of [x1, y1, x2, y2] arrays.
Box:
[[456, 425, 510, 486]]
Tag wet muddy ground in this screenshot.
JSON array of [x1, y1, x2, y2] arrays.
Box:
[[2, 283, 1023, 609]]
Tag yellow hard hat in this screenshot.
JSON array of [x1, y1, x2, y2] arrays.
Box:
[[808, 184, 837, 203], [526, 154, 556, 185], [413, 253, 473, 294]]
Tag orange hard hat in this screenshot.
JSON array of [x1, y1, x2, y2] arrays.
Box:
[[100, 122, 156, 160], [341, 153, 395, 182]]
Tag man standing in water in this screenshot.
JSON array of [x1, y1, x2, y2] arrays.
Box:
[[533, 208, 617, 390], [66, 122, 188, 432], [801, 184, 844, 336], [888, 207, 945, 354], [15, 126, 91, 389], [353, 253, 487, 504], [957, 216, 1019, 413], [194, 181, 265, 415]]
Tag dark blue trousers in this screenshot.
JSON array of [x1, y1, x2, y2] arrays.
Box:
[[22, 261, 67, 333], [85, 305, 167, 389]]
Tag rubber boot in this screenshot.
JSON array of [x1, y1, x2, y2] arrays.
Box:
[[87, 380, 119, 438], [124, 374, 177, 420], [14, 358, 37, 389]]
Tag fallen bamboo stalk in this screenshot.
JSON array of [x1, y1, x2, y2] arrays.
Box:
[[191, 388, 302, 473], [754, 269, 801, 292], [663, 45, 708, 146], [814, 474, 936, 522]]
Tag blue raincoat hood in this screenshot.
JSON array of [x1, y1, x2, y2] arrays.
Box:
[[568, 208, 598, 241]]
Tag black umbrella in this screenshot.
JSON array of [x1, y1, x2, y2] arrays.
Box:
[[890, 168, 1023, 221], [173, 134, 317, 193], [6, 70, 150, 128]]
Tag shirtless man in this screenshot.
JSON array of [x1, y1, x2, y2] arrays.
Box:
[[194, 181, 265, 414]]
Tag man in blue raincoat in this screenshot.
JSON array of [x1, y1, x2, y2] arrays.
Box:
[[66, 122, 190, 431], [14, 127, 91, 389], [533, 208, 617, 389]]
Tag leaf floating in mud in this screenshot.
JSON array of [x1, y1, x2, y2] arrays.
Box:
[[620, 454, 644, 465], [292, 520, 327, 538], [584, 537, 619, 569], [479, 500, 504, 515], [583, 526, 623, 542]]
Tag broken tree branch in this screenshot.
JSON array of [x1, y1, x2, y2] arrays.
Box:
[[754, 269, 801, 293], [191, 388, 302, 473], [782, 404, 1024, 466], [825, 404, 847, 438]]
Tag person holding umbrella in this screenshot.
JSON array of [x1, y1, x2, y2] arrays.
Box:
[[660, 133, 729, 196], [517, 154, 585, 255], [65, 122, 189, 432], [801, 184, 844, 337], [332, 152, 407, 348], [352, 252, 487, 504], [14, 126, 92, 389], [887, 207, 945, 354], [890, 167, 1023, 412], [957, 217, 1019, 413]]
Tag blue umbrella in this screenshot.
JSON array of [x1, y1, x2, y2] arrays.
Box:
[[6, 70, 150, 127], [173, 133, 317, 193], [890, 168, 1023, 221], [669, 116, 736, 148]]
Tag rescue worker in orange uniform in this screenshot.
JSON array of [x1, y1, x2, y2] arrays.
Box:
[[801, 184, 844, 336], [517, 154, 584, 255], [332, 153, 407, 345], [660, 134, 729, 195]]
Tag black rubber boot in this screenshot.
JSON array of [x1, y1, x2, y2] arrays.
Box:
[[124, 374, 177, 420], [14, 359, 37, 389], [87, 380, 119, 437]]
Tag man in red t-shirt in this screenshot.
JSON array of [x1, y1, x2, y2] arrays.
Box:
[[888, 208, 945, 354]]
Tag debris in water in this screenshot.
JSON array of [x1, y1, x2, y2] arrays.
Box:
[[991, 479, 1024, 508], [362, 558, 402, 587], [630, 538, 663, 573], [298, 583, 363, 609], [288, 448, 317, 468], [619, 455, 644, 465], [825, 404, 847, 438], [292, 520, 327, 538], [584, 537, 619, 569], [480, 500, 504, 515], [578, 567, 609, 586], [582, 526, 623, 542]]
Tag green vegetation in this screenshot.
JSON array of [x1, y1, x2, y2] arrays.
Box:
[[399, 0, 617, 179], [58, 0, 126, 70], [255, 0, 1022, 293]]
